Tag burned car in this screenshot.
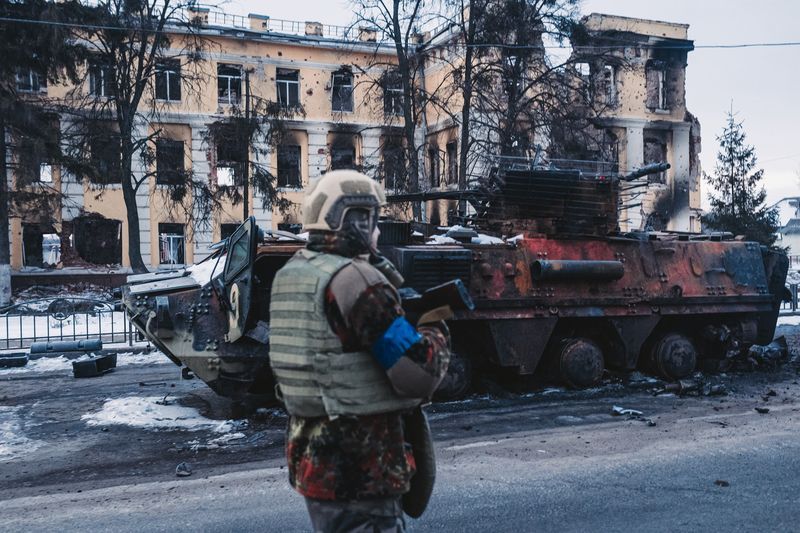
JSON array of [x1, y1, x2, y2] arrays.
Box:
[[122, 162, 788, 401]]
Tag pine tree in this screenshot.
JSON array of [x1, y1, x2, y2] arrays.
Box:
[[702, 111, 778, 246]]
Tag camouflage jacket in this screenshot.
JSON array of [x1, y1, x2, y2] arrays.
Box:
[[285, 246, 449, 501]]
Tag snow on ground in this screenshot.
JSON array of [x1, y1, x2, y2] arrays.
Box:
[[0, 406, 44, 460], [82, 396, 236, 433], [427, 234, 459, 245], [0, 350, 168, 375], [778, 315, 800, 326]]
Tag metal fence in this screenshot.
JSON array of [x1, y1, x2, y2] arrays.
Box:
[[0, 297, 136, 351]]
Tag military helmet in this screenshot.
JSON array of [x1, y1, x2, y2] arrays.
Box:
[[302, 170, 386, 231]]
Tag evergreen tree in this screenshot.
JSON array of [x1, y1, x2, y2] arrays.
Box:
[[702, 111, 778, 246]]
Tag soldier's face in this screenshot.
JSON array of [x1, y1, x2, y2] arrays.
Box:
[[342, 208, 375, 246]]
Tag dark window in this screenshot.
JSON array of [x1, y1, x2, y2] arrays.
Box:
[[383, 71, 403, 116], [428, 147, 440, 188], [644, 133, 668, 184], [277, 145, 301, 188], [331, 144, 356, 170], [158, 223, 185, 265], [277, 69, 300, 108], [73, 215, 122, 265], [216, 134, 243, 186], [156, 139, 184, 185], [331, 70, 353, 112], [155, 60, 181, 101], [89, 60, 114, 97], [217, 64, 241, 105], [446, 141, 458, 185], [221, 223, 239, 241], [90, 134, 121, 184], [16, 68, 45, 93], [382, 137, 404, 190]]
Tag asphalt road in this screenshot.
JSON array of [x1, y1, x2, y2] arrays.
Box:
[[3, 348, 800, 532]]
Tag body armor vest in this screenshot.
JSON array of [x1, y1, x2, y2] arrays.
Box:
[[268, 249, 420, 418]]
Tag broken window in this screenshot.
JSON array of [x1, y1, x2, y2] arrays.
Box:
[[446, 141, 458, 185], [156, 139, 185, 185], [277, 68, 300, 109], [277, 145, 301, 188], [72, 214, 122, 265], [330, 137, 357, 170], [644, 131, 668, 184], [155, 60, 181, 101], [217, 64, 241, 105], [22, 225, 55, 268], [15, 68, 45, 93], [601, 65, 617, 106], [216, 132, 243, 187], [158, 223, 185, 265], [90, 133, 121, 184], [89, 59, 114, 97], [428, 146, 440, 188], [646, 62, 668, 111], [381, 137, 404, 190], [220, 223, 239, 241], [331, 69, 353, 112], [383, 71, 403, 116]]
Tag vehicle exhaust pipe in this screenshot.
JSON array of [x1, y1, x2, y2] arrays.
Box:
[[531, 260, 624, 281]]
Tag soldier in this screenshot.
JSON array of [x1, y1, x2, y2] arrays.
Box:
[[268, 170, 451, 532]]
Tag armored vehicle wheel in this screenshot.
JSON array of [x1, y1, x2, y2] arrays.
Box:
[[650, 333, 697, 380], [434, 353, 472, 401], [559, 338, 604, 388]]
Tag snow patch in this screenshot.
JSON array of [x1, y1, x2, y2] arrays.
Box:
[[0, 350, 167, 375], [427, 234, 459, 245], [82, 396, 236, 433], [187, 256, 224, 286], [471, 233, 505, 245], [444, 440, 496, 451], [507, 234, 525, 244], [777, 315, 800, 326], [0, 406, 43, 459]]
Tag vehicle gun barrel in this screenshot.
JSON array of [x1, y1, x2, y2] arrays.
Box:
[[620, 162, 671, 182]]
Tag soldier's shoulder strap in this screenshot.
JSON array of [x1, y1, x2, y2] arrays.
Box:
[[328, 259, 394, 320]]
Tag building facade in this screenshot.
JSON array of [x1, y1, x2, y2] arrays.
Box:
[[6, 9, 701, 277]]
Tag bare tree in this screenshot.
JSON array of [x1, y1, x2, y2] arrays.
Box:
[[60, 0, 207, 273]]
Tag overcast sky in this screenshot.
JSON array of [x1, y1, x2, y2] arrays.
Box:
[[225, 0, 800, 221]]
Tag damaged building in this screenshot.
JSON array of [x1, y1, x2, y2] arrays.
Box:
[[5, 10, 701, 278]]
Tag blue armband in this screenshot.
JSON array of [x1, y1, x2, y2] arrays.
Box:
[[371, 316, 422, 370]]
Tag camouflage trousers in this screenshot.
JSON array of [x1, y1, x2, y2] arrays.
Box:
[[304, 496, 406, 533]]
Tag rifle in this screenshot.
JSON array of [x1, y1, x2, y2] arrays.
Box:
[[400, 279, 475, 324]]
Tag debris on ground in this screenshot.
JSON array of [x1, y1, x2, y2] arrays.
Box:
[[611, 405, 656, 426], [746, 336, 789, 369], [0, 353, 28, 368], [72, 353, 117, 378], [653, 373, 729, 397], [715, 479, 730, 487], [755, 407, 770, 414], [175, 462, 192, 477]]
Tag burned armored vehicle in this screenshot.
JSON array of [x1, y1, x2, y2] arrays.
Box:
[[122, 162, 788, 400]]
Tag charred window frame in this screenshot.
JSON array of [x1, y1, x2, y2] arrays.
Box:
[[277, 144, 301, 188], [331, 69, 353, 112], [644, 132, 668, 184], [381, 137, 404, 190], [156, 139, 185, 185], [155, 60, 181, 102], [89, 59, 114, 97], [216, 132, 243, 187], [220, 223, 239, 241], [217, 64, 242, 105], [383, 71, 403, 116], [15, 68, 46, 93], [331, 144, 356, 170], [646, 61, 669, 111], [90, 133, 121, 184], [277, 68, 300, 109], [427, 146, 440, 188], [22, 225, 60, 268], [158, 223, 185, 265], [446, 141, 458, 185]]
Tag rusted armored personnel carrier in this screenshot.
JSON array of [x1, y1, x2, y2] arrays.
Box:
[[122, 162, 788, 400]]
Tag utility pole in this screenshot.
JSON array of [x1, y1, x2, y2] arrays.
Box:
[[242, 69, 251, 221]]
